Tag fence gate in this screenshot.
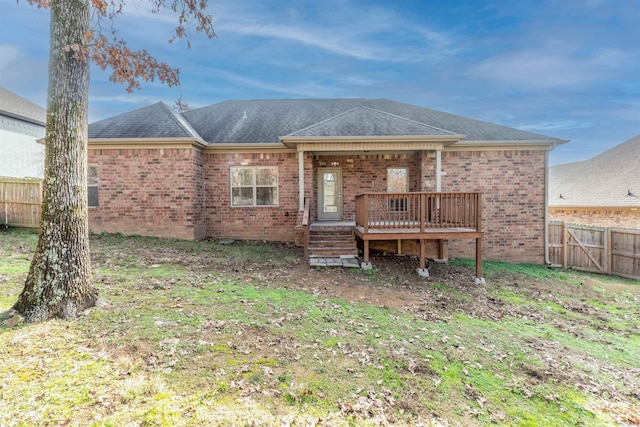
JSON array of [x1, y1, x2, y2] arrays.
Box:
[[565, 224, 607, 274], [548, 221, 640, 281]]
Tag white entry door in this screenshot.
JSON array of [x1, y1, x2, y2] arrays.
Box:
[[318, 168, 342, 220]]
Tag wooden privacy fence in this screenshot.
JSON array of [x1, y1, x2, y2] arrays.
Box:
[[0, 177, 42, 228], [548, 221, 640, 280]]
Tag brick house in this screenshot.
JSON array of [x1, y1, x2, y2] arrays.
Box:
[[88, 99, 566, 274], [549, 135, 640, 229]]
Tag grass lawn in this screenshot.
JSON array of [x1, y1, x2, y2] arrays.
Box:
[[1, 228, 638, 426]]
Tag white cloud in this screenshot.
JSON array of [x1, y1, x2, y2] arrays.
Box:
[[518, 120, 591, 132], [211, 69, 328, 98], [0, 45, 23, 82], [212, 1, 459, 65], [0, 44, 48, 105], [218, 20, 399, 62], [471, 45, 629, 89]]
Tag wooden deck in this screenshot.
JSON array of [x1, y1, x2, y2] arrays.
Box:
[[354, 225, 481, 238], [355, 192, 484, 279]]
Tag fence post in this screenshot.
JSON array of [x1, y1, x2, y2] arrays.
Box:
[[606, 228, 612, 275], [562, 221, 568, 269], [2, 180, 6, 226]]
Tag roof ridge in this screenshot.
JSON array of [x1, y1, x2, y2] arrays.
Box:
[[287, 105, 462, 137], [157, 103, 195, 138], [285, 107, 360, 136], [157, 102, 203, 140], [359, 105, 461, 136]]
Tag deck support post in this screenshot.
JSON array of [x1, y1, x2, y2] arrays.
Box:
[[417, 238, 430, 277], [419, 239, 426, 269], [364, 239, 370, 264], [361, 239, 372, 270], [475, 237, 485, 284]]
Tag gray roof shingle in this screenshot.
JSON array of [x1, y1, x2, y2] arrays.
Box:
[[549, 135, 640, 208], [89, 98, 564, 145], [182, 98, 562, 144], [287, 106, 459, 137], [0, 87, 46, 125], [88, 102, 199, 139]]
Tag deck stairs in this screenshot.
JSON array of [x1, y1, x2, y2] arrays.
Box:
[[307, 222, 360, 267]]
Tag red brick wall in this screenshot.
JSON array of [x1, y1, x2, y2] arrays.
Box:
[[88, 147, 206, 240], [438, 150, 547, 263], [550, 208, 640, 229], [418, 151, 437, 191], [204, 151, 308, 242], [192, 149, 207, 239]]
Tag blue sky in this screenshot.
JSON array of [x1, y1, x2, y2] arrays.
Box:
[[1, 0, 638, 165]]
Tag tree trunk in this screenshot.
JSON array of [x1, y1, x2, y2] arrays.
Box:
[[13, 0, 97, 322]]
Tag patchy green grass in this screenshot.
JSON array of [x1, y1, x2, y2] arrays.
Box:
[[1, 228, 638, 426]]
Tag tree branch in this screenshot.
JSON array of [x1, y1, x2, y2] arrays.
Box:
[[22, 0, 216, 91]]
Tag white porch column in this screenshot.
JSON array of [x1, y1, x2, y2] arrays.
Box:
[[298, 149, 305, 211], [435, 149, 442, 192]]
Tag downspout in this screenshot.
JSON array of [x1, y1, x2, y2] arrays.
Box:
[[545, 145, 562, 268], [544, 148, 551, 266]]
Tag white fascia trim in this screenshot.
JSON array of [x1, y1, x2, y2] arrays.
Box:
[[280, 135, 464, 145], [452, 139, 569, 148], [549, 205, 640, 209], [89, 137, 207, 149], [204, 143, 291, 152]]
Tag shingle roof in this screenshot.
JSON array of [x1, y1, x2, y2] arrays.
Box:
[[549, 135, 640, 208], [88, 102, 200, 139], [89, 98, 564, 145], [0, 87, 46, 125], [287, 106, 459, 137], [180, 98, 562, 144]]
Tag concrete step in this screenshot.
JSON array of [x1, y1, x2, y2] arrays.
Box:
[[307, 247, 358, 257], [310, 257, 361, 268]]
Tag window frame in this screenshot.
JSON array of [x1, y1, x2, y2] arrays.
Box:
[[230, 166, 278, 207]]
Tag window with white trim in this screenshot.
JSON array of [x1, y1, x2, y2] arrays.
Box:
[[231, 166, 278, 206], [88, 165, 99, 207]]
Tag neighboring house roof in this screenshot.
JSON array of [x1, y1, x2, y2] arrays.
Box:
[[0, 86, 46, 126], [89, 98, 564, 145], [89, 102, 201, 140], [549, 135, 640, 208]]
